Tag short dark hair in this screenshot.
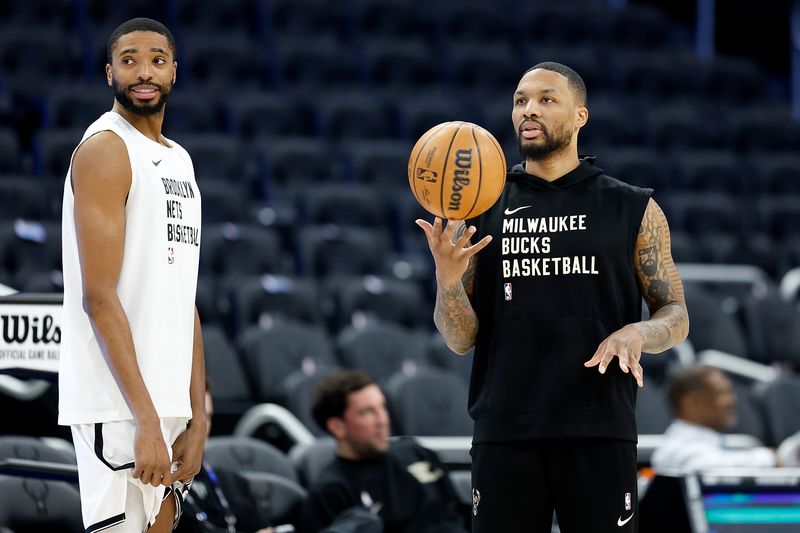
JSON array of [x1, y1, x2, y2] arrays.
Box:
[[107, 18, 176, 64], [666, 365, 718, 414], [311, 370, 376, 433], [525, 61, 587, 106]]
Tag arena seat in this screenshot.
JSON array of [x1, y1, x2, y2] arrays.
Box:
[[45, 86, 110, 130], [182, 34, 268, 89], [33, 129, 84, 179], [674, 150, 744, 194], [647, 106, 721, 151], [580, 99, 645, 148], [345, 139, 411, 192], [162, 90, 225, 135], [259, 0, 344, 39], [750, 153, 800, 195], [0, 28, 82, 91], [363, 39, 441, 90], [237, 319, 335, 402], [427, 333, 473, 386], [330, 275, 428, 331], [0, 436, 76, 465], [0, 477, 83, 533], [755, 375, 800, 446], [260, 137, 348, 192], [318, 93, 395, 141], [233, 275, 324, 331], [665, 192, 744, 236], [336, 319, 428, 382], [205, 436, 299, 483], [202, 325, 253, 403], [298, 225, 389, 279], [740, 286, 800, 366], [635, 377, 672, 434], [395, 92, 467, 141], [302, 183, 386, 228], [177, 134, 248, 183], [172, 0, 257, 35], [599, 147, 671, 192], [0, 177, 55, 221], [274, 38, 358, 89], [227, 93, 315, 138], [609, 4, 673, 48], [384, 367, 472, 436], [195, 179, 248, 224], [201, 223, 284, 278], [667, 231, 708, 264], [438, 1, 514, 45], [0, 220, 62, 290], [445, 42, 522, 91], [289, 437, 336, 488], [235, 471, 307, 528], [352, 0, 431, 39], [757, 195, 800, 241], [683, 284, 749, 358]]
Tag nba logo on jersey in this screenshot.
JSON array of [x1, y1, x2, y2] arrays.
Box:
[[624, 492, 631, 511], [504, 283, 512, 301], [167, 247, 174, 264]]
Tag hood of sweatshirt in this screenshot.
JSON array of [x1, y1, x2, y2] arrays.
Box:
[[508, 156, 604, 192]]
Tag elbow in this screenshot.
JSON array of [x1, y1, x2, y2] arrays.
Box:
[[448, 342, 474, 356], [82, 289, 114, 318]]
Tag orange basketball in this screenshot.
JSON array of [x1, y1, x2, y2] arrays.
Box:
[[408, 121, 506, 220]]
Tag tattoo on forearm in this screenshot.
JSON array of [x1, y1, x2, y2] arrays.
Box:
[[434, 280, 478, 354]]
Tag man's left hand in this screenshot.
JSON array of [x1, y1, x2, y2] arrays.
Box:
[[168, 420, 208, 484], [584, 325, 645, 387]]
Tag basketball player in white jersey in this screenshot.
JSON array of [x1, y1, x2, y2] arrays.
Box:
[[59, 18, 205, 533]]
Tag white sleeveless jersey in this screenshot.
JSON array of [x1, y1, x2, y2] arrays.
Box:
[[59, 111, 202, 425]]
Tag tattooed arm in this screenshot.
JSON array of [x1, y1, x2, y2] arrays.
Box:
[[631, 198, 690, 353], [585, 198, 689, 386], [416, 218, 492, 355]]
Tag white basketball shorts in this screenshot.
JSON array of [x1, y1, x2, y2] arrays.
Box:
[[70, 417, 191, 533]]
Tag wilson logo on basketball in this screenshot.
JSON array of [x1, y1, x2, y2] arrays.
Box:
[[448, 149, 472, 212], [407, 121, 505, 220]]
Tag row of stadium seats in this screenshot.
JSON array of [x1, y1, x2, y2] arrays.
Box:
[[4, 89, 799, 174]]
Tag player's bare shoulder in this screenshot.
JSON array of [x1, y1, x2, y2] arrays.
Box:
[[71, 131, 131, 194]]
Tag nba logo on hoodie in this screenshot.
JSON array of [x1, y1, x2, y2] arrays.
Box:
[[504, 283, 512, 301]]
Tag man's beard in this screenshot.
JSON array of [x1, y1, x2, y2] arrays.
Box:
[[517, 121, 573, 160], [113, 79, 172, 117]]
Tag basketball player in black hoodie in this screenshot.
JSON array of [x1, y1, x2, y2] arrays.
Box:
[[416, 62, 689, 532]]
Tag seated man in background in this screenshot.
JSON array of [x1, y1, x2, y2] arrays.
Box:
[[652, 365, 799, 471], [300, 370, 467, 533]]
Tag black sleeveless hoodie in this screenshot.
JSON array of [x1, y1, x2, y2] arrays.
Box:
[[469, 158, 652, 444]]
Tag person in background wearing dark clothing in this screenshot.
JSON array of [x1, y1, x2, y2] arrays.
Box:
[[416, 62, 690, 533], [300, 370, 467, 533], [175, 380, 275, 533]]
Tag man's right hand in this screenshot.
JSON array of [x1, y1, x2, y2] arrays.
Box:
[[132, 419, 172, 487], [415, 217, 492, 286]]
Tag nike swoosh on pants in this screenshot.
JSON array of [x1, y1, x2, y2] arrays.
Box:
[[617, 513, 634, 527]]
